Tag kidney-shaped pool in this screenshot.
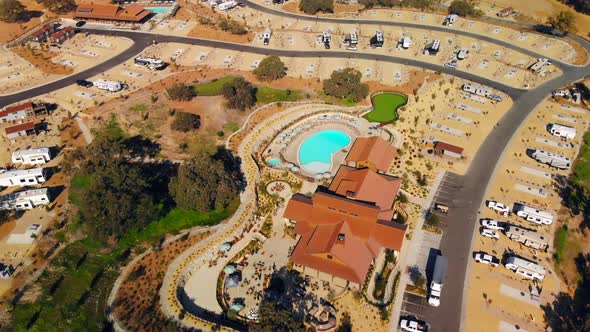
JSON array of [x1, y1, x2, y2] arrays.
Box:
[[298, 129, 351, 174]]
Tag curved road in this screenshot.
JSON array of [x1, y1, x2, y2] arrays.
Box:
[[0, 14, 588, 332]]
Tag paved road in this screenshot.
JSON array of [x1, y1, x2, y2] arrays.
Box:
[[0, 16, 588, 332], [0, 28, 527, 108]]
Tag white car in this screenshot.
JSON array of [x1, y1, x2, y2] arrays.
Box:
[[487, 201, 510, 214], [474, 252, 500, 267], [481, 228, 500, 239], [481, 219, 504, 230], [400, 317, 429, 332]]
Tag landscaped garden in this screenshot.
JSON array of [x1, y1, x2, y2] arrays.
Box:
[[363, 93, 408, 123], [193, 76, 302, 104]]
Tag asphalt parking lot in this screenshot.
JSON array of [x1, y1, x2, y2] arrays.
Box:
[[430, 172, 463, 231]]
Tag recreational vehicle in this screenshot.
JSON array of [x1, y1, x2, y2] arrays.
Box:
[[456, 49, 469, 60], [370, 30, 384, 48], [134, 56, 166, 70], [443, 14, 458, 26], [504, 256, 546, 281], [399, 37, 412, 49], [529, 149, 571, 170], [12, 147, 52, 165], [322, 32, 331, 49], [94, 79, 123, 92], [0, 188, 51, 211], [504, 225, 548, 250], [424, 39, 440, 55], [345, 32, 358, 50], [529, 58, 551, 74], [428, 255, 448, 307], [513, 202, 554, 226], [462, 83, 503, 102], [0, 168, 47, 188], [263, 29, 272, 45], [217, 0, 238, 10], [548, 123, 576, 140]]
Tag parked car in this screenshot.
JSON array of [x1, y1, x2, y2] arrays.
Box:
[[474, 252, 500, 266], [400, 316, 429, 332], [481, 228, 500, 239], [481, 219, 504, 230], [487, 200, 510, 214], [434, 203, 449, 214], [75, 21, 86, 27], [76, 79, 93, 88]]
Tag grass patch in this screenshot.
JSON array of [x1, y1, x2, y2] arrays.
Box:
[[363, 93, 407, 123], [255, 86, 301, 104], [554, 226, 569, 265], [194, 76, 238, 96], [573, 130, 590, 191], [223, 122, 241, 133], [68, 174, 92, 206], [129, 104, 148, 112], [320, 93, 357, 106]]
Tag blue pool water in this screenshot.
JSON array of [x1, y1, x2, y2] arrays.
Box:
[[299, 130, 350, 173], [268, 158, 280, 166], [145, 7, 171, 14]]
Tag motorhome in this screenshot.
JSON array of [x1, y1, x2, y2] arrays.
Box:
[[370, 30, 384, 48], [529, 58, 551, 74], [424, 39, 440, 55], [547, 123, 576, 140], [0, 188, 51, 211], [0, 168, 47, 188], [513, 202, 554, 226], [444, 14, 459, 26], [263, 29, 272, 45], [93, 79, 123, 92], [456, 49, 469, 60], [504, 225, 549, 250], [134, 56, 166, 70], [462, 83, 502, 102], [322, 32, 331, 49], [217, 0, 238, 10], [12, 147, 52, 165], [529, 149, 571, 170], [345, 32, 358, 50], [428, 255, 448, 307], [399, 37, 412, 49], [504, 256, 546, 281]]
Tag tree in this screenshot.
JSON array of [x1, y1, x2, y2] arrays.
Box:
[[170, 112, 201, 132], [0, 0, 29, 23], [448, 0, 481, 17], [40, 0, 76, 13], [251, 302, 305, 332], [548, 11, 577, 33], [222, 77, 257, 111], [299, 0, 334, 14], [166, 84, 197, 101], [337, 312, 352, 332], [323, 68, 369, 103], [253, 56, 287, 81], [169, 149, 242, 212], [217, 17, 248, 35], [559, 0, 590, 15]]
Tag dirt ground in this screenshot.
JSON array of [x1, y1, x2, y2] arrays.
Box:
[[12, 47, 73, 75]]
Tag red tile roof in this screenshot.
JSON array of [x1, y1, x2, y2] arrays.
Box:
[[284, 166, 406, 284], [345, 136, 396, 171], [0, 102, 33, 118], [5, 121, 35, 135], [75, 3, 151, 22], [50, 27, 74, 41], [435, 141, 464, 155], [499, 7, 513, 13], [32, 25, 55, 38]]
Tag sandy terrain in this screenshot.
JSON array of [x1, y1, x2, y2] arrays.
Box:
[[464, 98, 590, 331]]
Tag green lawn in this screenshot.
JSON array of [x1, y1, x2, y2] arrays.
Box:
[[68, 174, 92, 206], [573, 130, 590, 191], [363, 93, 408, 123], [193, 76, 302, 104]]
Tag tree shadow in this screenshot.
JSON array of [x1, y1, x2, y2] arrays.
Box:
[[122, 135, 161, 159]]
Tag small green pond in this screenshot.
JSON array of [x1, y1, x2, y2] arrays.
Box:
[[363, 93, 408, 123]]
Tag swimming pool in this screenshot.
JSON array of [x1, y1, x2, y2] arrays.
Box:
[[267, 158, 280, 166], [298, 130, 350, 173], [145, 6, 172, 14]]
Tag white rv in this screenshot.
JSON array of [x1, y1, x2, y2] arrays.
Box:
[[218, 0, 238, 11], [424, 39, 440, 55], [548, 123, 576, 140], [504, 256, 546, 281], [370, 30, 384, 48], [0, 188, 51, 211], [263, 29, 272, 45], [400, 37, 412, 49], [456, 49, 469, 60], [530, 149, 571, 170], [93, 79, 123, 92], [462, 83, 502, 102], [529, 58, 551, 74], [346, 32, 358, 50], [0, 168, 47, 188], [322, 31, 331, 49], [134, 56, 166, 70], [12, 147, 52, 165], [444, 14, 459, 26], [513, 202, 554, 226], [505, 225, 549, 250]]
